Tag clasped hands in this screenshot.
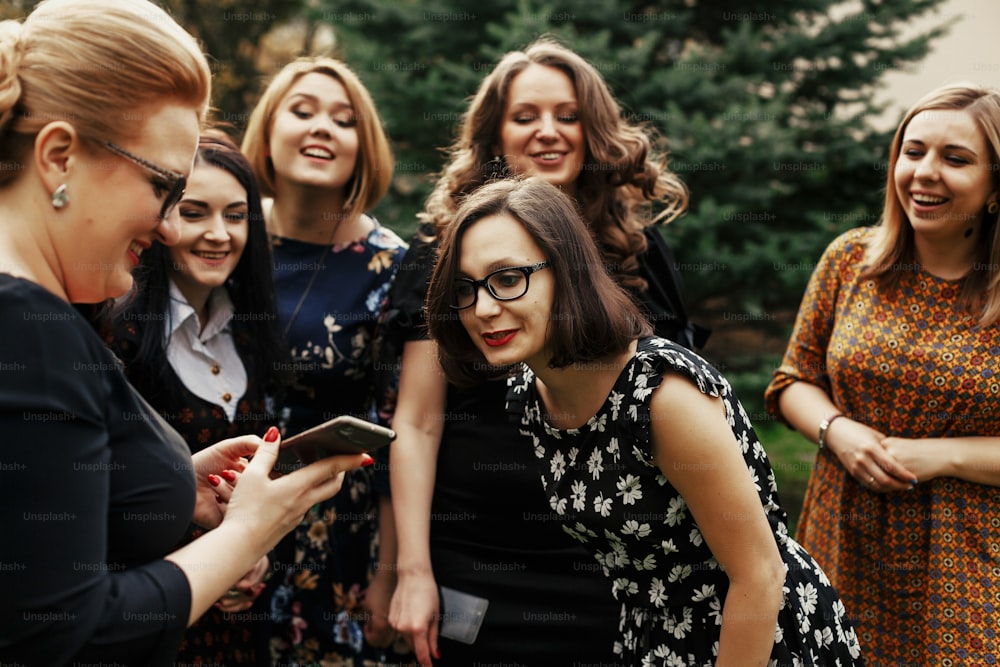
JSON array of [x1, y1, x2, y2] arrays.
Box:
[[822, 417, 940, 492]]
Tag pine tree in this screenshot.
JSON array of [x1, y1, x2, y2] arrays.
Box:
[[322, 0, 950, 399]]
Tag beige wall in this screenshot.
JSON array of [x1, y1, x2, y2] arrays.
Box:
[[875, 0, 1000, 129]]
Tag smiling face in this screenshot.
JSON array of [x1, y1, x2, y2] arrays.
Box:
[[498, 64, 585, 196], [894, 108, 997, 243], [268, 72, 359, 192], [57, 103, 199, 303], [456, 213, 555, 370], [167, 163, 249, 313]]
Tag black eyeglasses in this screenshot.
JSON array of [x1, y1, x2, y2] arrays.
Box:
[[103, 141, 186, 221], [451, 261, 549, 310]]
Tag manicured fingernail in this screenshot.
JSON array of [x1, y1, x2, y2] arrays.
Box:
[[263, 426, 280, 442], [220, 470, 237, 483], [361, 454, 375, 467], [207, 474, 221, 487]]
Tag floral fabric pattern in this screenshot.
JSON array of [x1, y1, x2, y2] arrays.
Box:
[[508, 337, 863, 666], [268, 223, 408, 666]]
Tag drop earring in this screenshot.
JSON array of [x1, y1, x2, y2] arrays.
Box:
[[51, 184, 69, 209]]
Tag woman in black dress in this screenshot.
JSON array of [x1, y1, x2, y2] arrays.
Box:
[[423, 177, 864, 666], [384, 38, 695, 666]]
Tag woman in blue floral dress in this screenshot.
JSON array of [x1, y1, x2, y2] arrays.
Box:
[[424, 177, 864, 666], [242, 57, 408, 665]]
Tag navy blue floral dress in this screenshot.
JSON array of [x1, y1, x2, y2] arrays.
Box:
[[506, 337, 864, 666], [268, 223, 407, 666]]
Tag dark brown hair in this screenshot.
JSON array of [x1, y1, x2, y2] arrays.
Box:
[[426, 177, 652, 386]]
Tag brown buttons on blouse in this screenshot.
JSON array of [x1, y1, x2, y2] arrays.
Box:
[[222, 392, 232, 402], [211, 364, 221, 375]]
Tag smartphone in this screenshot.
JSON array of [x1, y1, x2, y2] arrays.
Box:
[[275, 416, 395, 472]]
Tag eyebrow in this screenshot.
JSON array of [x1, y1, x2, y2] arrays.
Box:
[[180, 199, 248, 209], [286, 93, 354, 110], [507, 101, 577, 110], [902, 138, 979, 157]]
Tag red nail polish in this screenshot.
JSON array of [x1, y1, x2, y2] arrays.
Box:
[[263, 426, 280, 442], [219, 470, 237, 483], [207, 474, 221, 487], [361, 454, 375, 467]]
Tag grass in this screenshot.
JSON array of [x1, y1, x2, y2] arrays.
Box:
[[754, 421, 817, 537]]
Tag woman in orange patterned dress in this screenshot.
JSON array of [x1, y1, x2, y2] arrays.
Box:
[[765, 83, 1000, 666]]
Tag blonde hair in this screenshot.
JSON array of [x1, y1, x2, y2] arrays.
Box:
[[241, 57, 393, 218], [0, 0, 211, 186], [862, 83, 1000, 327], [421, 37, 688, 291]]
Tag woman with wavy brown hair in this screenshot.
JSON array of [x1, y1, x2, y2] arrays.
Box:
[[382, 38, 699, 666]]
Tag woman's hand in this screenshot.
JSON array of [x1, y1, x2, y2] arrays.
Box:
[[168, 426, 372, 625], [190, 436, 255, 529], [881, 437, 950, 485], [390, 569, 442, 667], [362, 565, 397, 648], [825, 418, 918, 492], [215, 555, 269, 613], [220, 427, 373, 555]]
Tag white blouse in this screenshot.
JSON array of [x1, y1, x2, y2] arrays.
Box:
[[165, 281, 248, 422]]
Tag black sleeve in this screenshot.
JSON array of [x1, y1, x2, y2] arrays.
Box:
[[0, 288, 190, 666], [634, 226, 711, 350]]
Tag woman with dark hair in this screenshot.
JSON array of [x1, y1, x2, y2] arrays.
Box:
[[107, 130, 289, 664], [766, 83, 1000, 664], [425, 176, 864, 667], [385, 38, 700, 666]]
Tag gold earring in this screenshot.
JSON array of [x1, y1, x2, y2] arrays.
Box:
[[988, 200, 998, 215]]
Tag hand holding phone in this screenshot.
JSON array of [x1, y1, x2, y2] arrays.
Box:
[[274, 415, 395, 473]]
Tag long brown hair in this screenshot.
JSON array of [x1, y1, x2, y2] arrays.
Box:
[[421, 37, 687, 292]]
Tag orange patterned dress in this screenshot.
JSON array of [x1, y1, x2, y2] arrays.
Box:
[[765, 227, 1000, 666]]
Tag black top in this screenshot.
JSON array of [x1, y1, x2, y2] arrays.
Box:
[[0, 275, 194, 666]]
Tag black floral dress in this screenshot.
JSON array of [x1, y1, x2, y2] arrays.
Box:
[[506, 337, 864, 666]]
